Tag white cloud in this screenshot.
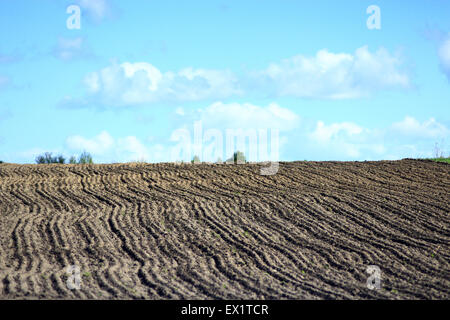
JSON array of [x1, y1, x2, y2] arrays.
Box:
[[166, 67, 241, 101], [196, 101, 299, 131], [255, 46, 410, 99], [84, 72, 100, 92], [117, 136, 150, 160], [308, 120, 380, 158], [391, 116, 449, 139], [309, 121, 363, 143], [304, 116, 449, 160], [438, 36, 450, 81], [121, 62, 162, 92], [66, 131, 114, 154], [29, 116, 449, 164], [69, 46, 413, 108], [81, 62, 241, 106], [53, 37, 92, 61], [65, 131, 170, 162]]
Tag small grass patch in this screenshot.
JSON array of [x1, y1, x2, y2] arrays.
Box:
[[428, 157, 450, 164]]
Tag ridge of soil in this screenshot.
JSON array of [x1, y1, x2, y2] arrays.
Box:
[[0, 160, 448, 299]]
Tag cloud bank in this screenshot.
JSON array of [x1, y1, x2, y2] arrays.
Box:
[[391, 116, 449, 139], [254, 46, 410, 99], [67, 46, 411, 108], [62, 113, 449, 163], [81, 62, 241, 106], [306, 116, 449, 159], [66, 130, 158, 162]]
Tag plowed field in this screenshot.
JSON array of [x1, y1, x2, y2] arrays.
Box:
[[0, 160, 448, 299]]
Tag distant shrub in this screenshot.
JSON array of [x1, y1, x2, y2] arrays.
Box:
[[35, 151, 93, 164], [191, 155, 201, 164], [35, 152, 50, 164], [69, 156, 77, 164], [78, 151, 93, 164], [0, 160, 3, 164], [226, 151, 246, 164], [35, 152, 65, 164]]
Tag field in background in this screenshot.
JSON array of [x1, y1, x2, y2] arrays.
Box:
[[0, 160, 448, 299]]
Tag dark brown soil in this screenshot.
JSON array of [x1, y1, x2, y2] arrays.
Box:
[[0, 159, 448, 299]]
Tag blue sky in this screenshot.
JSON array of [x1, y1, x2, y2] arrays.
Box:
[[0, 0, 449, 163]]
